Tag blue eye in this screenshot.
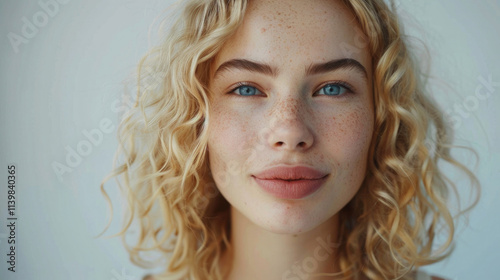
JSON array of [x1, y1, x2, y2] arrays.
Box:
[[316, 83, 350, 96], [232, 85, 261, 96]]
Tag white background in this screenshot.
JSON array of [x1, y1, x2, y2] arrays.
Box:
[[0, 1, 499, 279]]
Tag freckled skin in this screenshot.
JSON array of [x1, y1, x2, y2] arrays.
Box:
[[207, 4, 373, 276], [208, 0, 373, 235]]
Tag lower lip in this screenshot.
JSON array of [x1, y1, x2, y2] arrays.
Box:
[[252, 175, 328, 199]]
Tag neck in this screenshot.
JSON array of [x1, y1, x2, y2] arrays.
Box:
[[220, 206, 341, 280]]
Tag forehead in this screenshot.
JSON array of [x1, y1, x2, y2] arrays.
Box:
[[213, 0, 371, 74]]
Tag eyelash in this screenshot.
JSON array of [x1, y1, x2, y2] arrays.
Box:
[[227, 81, 355, 97]]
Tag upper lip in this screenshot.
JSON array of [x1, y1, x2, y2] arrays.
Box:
[[253, 165, 329, 180]]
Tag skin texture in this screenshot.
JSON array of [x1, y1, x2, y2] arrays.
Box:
[[206, 0, 373, 278]]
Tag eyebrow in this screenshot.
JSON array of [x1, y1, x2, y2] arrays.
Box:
[[213, 58, 368, 80], [305, 58, 368, 80], [214, 59, 279, 78]]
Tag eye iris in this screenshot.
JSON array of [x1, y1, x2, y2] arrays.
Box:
[[239, 86, 256, 96], [324, 84, 340, 95]]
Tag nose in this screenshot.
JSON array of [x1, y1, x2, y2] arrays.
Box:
[[266, 97, 314, 151]]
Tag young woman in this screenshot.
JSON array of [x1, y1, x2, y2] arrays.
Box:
[[99, 0, 479, 279]]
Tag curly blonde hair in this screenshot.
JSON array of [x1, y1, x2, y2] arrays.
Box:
[[98, 0, 480, 279]]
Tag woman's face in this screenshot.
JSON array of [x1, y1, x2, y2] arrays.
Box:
[[207, 0, 373, 234]]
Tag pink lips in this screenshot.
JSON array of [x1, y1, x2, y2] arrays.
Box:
[[252, 166, 329, 199]]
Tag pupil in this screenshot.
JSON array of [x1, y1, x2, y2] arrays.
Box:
[[325, 85, 339, 95], [241, 86, 255, 95]]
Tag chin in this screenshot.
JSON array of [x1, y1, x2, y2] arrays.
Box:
[[247, 202, 330, 235], [261, 222, 318, 235]]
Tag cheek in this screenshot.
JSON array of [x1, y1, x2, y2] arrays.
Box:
[[318, 105, 373, 198], [207, 104, 255, 185], [321, 105, 374, 168]]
